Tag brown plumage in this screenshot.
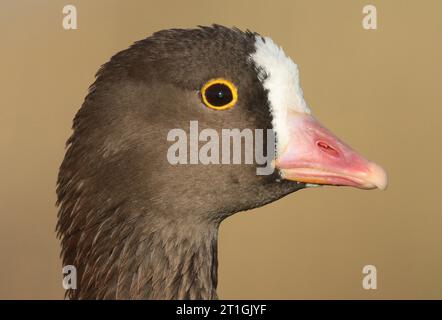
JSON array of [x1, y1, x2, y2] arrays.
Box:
[[57, 25, 303, 299]]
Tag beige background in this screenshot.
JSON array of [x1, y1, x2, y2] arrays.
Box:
[[1, 0, 441, 299]]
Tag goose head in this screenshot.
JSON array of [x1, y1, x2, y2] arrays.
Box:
[[57, 25, 387, 299]]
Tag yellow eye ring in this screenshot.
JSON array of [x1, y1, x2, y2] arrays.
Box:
[[201, 78, 238, 110]]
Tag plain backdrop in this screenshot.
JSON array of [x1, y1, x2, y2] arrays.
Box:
[[0, 0, 441, 299]]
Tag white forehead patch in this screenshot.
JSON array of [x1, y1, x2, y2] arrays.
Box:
[[250, 36, 311, 154]]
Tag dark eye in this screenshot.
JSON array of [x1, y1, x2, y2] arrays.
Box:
[[201, 79, 238, 110]]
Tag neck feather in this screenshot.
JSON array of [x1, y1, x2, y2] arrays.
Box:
[[61, 206, 219, 300]]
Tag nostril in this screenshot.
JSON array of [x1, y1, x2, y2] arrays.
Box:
[[316, 140, 340, 157]]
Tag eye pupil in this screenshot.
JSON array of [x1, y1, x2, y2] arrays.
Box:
[[204, 83, 233, 107]]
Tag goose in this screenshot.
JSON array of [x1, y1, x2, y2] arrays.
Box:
[[56, 25, 387, 300]]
